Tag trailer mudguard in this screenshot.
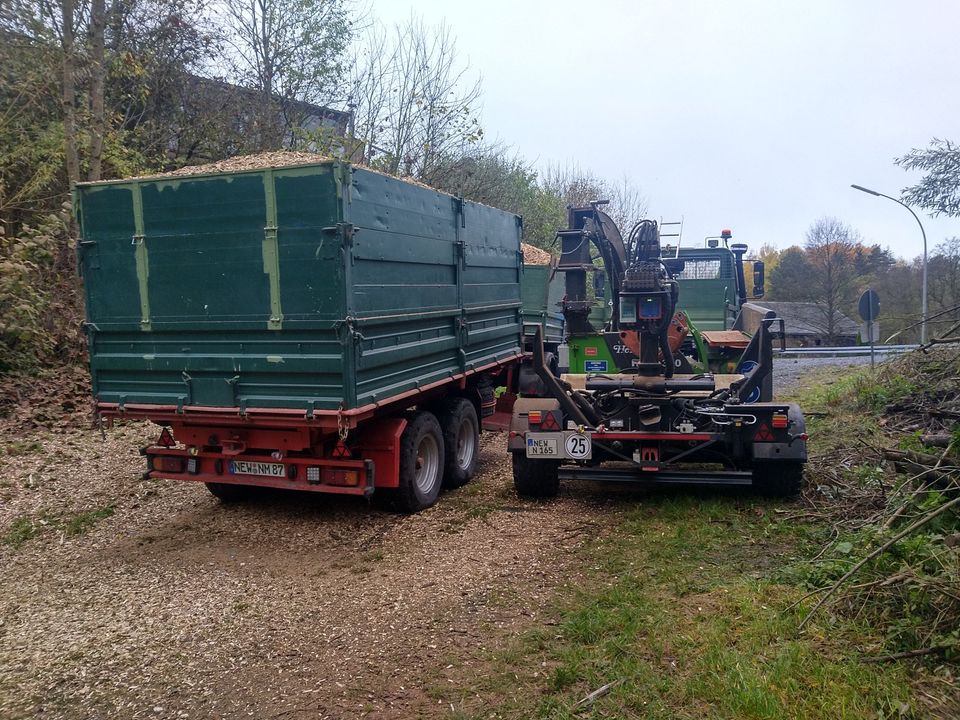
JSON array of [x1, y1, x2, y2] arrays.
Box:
[[508, 398, 561, 453], [750, 403, 807, 462]]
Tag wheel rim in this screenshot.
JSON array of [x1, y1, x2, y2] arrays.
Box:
[[455, 417, 476, 470], [414, 433, 440, 493]]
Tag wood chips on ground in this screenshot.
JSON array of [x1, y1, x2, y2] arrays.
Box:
[[0, 424, 605, 719]]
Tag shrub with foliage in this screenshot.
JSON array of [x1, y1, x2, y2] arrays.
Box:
[[0, 205, 81, 372]]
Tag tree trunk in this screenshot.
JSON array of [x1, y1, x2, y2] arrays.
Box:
[[61, 0, 80, 186], [88, 0, 107, 181]]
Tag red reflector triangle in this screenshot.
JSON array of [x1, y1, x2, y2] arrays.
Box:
[[158, 428, 175, 447], [754, 423, 774, 441], [332, 441, 350, 458], [541, 413, 560, 430]]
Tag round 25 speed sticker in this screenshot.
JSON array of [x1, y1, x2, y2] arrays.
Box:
[[564, 432, 591, 459]]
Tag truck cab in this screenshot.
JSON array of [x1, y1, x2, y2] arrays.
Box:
[[666, 230, 765, 332]]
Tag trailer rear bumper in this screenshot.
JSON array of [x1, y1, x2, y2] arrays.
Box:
[[143, 447, 377, 496], [558, 466, 753, 487]]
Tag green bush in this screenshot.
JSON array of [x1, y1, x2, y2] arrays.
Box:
[[0, 206, 77, 372]]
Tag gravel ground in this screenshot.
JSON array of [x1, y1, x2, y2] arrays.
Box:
[[0, 426, 607, 720]]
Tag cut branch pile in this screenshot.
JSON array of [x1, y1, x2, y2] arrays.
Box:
[[798, 347, 960, 664]]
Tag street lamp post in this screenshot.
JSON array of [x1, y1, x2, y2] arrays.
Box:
[[850, 184, 929, 344]]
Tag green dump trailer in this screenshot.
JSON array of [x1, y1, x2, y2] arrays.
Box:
[[75, 160, 524, 511], [519, 263, 564, 377]]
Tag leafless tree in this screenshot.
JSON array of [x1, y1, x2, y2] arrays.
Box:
[[219, 0, 353, 149], [928, 238, 960, 325], [86, 0, 105, 180], [540, 162, 607, 209], [540, 163, 646, 231], [348, 16, 482, 178], [55, 0, 83, 185], [605, 174, 648, 235], [803, 217, 861, 343]]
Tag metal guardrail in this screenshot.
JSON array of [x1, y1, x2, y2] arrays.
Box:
[[776, 344, 919, 359]]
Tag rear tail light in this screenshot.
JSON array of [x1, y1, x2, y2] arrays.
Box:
[[528, 410, 543, 425], [540, 411, 561, 430], [771, 414, 789, 429], [324, 468, 360, 486], [151, 456, 185, 473]]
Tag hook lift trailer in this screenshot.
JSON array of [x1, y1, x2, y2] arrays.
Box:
[[508, 205, 808, 497]]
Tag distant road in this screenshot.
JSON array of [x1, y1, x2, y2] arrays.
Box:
[[774, 355, 877, 396]]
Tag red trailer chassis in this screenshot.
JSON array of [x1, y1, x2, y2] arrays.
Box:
[[101, 356, 520, 497]]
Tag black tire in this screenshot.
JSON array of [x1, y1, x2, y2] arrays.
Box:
[[205, 482, 256, 503], [512, 452, 560, 499], [394, 411, 446, 513], [439, 398, 480, 489], [752, 462, 804, 498]]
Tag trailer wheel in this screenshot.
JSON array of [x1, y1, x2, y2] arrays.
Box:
[[439, 398, 480, 489], [512, 452, 560, 499], [752, 462, 804, 498], [205, 482, 255, 503], [395, 411, 446, 513]]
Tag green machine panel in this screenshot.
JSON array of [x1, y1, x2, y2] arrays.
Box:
[[75, 162, 523, 412]]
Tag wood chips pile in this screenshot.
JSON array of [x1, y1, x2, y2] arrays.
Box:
[[142, 151, 332, 179], [522, 243, 552, 265]]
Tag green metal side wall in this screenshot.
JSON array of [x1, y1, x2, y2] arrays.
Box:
[[520, 265, 564, 344], [76, 162, 522, 412]]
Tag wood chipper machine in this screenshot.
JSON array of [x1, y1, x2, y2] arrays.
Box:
[[508, 204, 807, 497]]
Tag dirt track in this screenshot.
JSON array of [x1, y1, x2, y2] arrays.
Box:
[[0, 426, 605, 719], [0, 357, 877, 719]]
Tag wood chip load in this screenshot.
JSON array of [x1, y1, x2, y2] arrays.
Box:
[[150, 151, 330, 178], [521, 243, 552, 265]]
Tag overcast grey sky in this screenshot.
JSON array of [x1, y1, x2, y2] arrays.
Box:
[[370, 0, 959, 260]]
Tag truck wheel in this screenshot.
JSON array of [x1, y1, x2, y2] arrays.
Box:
[[439, 398, 480, 489], [512, 452, 560, 499], [752, 462, 804, 498], [395, 411, 446, 513], [205, 482, 255, 503]]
